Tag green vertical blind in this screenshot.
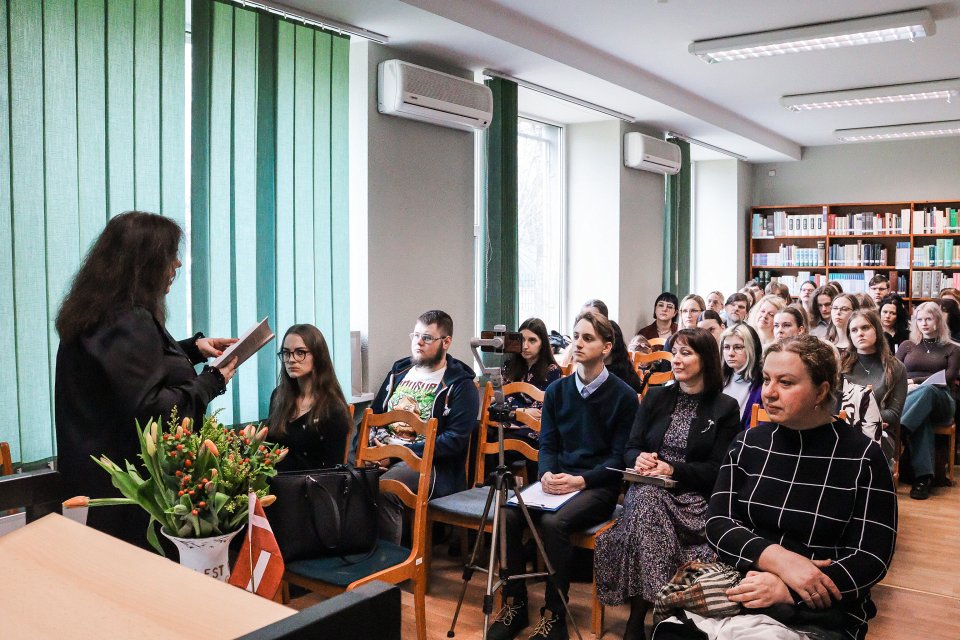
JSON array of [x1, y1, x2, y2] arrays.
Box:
[[663, 138, 692, 297], [480, 77, 519, 335], [0, 0, 185, 465], [191, 0, 350, 425]]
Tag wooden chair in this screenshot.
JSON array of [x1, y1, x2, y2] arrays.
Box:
[[640, 371, 674, 399], [750, 405, 848, 429], [425, 382, 543, 583], [647, 337, 666, 348], [631, 350, 672, 376], [934, 422, 956, 482], [570, 509, 622, 638], [283, 408, 438, 640], [561, 363, 576, 377], [0, 442, 13, 476]]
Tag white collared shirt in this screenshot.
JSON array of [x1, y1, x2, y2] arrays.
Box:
[[575, 365, 609, 398]]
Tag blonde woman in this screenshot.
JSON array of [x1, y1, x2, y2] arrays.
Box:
[[677, 294, 706, 330], [720, 323, 764, 430], [747, 294, 786, 347]]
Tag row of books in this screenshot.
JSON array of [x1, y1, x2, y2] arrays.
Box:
[[752, 242, 825, 267], [827, 242, 889, 267], [752, 210, 827, 238], [911, 270, 960, 299], [912, 207, 960, 235], [912, 240, 960, 267], [828, 211, 910, 236], [769, 273, 827, 296]]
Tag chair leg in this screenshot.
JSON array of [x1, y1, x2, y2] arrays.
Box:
[[424, 518, 433, 594], [591, 580, 603, 638], [948, 429, 956, 482], [414, 565, 428, 640], [281, 580, 290, 604]]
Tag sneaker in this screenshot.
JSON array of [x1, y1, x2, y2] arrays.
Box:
[[528, 608, 567, 640], [910, 475, 932, 500], [487, 597, 529, 640]]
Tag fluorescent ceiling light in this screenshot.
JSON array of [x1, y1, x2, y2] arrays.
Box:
[[782, 79, 960, 111], [690, 9, 935, 63], [834, 120, 960, 142]]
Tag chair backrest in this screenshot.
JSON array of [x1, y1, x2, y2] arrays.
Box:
[[0, 442, 13, 476], [639, 371, 674, 398], [647, 337, 666, 348], [632, 350, 673, 375], [355, 408, 438, 556], [474, 382, 543, 484], [560, 363, 576, 377], [750, 405, 848, 428]]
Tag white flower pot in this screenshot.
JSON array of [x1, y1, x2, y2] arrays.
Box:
[[161, 528, 241, 581]]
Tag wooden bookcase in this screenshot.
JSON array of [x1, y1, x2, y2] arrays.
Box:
[[749, 200, 960, 305]]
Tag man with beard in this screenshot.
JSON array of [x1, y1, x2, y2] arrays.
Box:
[[371, 309, 480, 544]]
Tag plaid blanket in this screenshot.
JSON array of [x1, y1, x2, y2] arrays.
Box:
[[653, 561, 743, 623]]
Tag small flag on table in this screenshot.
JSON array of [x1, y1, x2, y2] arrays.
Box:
[[229, 492, 285, 599]]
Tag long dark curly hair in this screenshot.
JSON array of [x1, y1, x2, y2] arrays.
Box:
[[503, 317, 558, 385], [56, 211, 182, 343], [269, 324, 348, 437]]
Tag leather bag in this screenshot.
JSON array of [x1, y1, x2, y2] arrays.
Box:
[[268, 464, 380, 561]]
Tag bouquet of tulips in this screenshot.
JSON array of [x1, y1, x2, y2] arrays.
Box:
[[71, 409, 288, 554]]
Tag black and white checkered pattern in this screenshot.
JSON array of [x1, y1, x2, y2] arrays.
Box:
[[706, 421, 898, 640]]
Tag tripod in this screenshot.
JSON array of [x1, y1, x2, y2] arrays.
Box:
[[445, 419, 584, 640]]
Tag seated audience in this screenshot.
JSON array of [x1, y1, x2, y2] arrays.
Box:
[[797, 280, 816, 310], [806, 284, 837, 339], [496, 317, 563, 479], [654, 335, 897, 640], [896, 302, 960, 500], [560, 299, 609, 366], [840, 310, 906, 461], [748, 294, 786, 347], [772, 305, 807, 341], [723, 292, 751, 327], [371, 309, 480, 543], [677, 294, 706, 330], [594, 328, 740, 640], [868, 274, 891, 306], [720, 323, 764, 430], [825, 293, 860, 353], [608, 320, 645, 394], [938, 297, 960, 342], [879, 294, 910, 353], [697, 310, 724, 345], [706, 291, 725, 315], [638, 292, 680, 341], [268, 324, 351, 471], [489, 311, 638, 640]]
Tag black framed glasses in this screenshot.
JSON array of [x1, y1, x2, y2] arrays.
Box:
[[278, 348, 310, 363]]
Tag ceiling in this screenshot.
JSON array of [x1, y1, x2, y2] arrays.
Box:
[[277, 0, 960, 162]]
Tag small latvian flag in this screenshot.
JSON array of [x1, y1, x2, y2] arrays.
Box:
[[229, 492, 285, 599]]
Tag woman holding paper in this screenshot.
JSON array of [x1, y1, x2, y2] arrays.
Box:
[[268, 324, 351, 471], [594, 328, 740, 640], [895, 301, 960, 499], [55, 211, 237, 546]]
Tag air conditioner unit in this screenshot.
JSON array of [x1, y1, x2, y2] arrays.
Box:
[[378, 59, 493, 131], [623, 132, 682, 175]]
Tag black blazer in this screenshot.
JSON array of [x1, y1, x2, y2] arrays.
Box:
[[624, 385, 741, 498]]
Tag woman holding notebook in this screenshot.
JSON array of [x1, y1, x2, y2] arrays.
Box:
[[594, 327, 740, 640], [54, 211, 237, 547]]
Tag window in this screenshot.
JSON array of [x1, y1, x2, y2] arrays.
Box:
[[517, 117, 564, 331]]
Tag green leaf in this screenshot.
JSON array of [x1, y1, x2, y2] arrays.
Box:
[[146, 518, 165, 556]]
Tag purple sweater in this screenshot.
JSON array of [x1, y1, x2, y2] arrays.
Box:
[[895, 340, 960, 387]]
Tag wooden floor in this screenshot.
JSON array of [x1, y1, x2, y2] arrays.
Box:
[[291, 481, 960, 639]]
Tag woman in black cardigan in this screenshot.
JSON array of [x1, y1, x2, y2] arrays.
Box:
[[55, 212, 237, 547], [594, 328, 741, 640]]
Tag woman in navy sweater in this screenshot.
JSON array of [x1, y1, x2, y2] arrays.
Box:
[[488, 311, 638, 640]]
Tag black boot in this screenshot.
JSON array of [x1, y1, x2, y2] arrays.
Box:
[[487, 596, 529, 640], [910, 474, 932, 500], [528, 607, 567, 639], [623, 596, 647, 640]]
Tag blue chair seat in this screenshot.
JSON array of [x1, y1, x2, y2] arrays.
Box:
[[286, 541, 411, 587], [428, 486, 503, 521], [579, 504, 623, 536]]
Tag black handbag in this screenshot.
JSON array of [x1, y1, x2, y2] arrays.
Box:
[[268, 464, 380, 561]]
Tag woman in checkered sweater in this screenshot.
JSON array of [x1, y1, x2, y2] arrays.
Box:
[[654, 335, 897, 640]]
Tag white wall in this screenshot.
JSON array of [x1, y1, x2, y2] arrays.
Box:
[[753, 138, 960, 205], [619, 123, 666, 335], [565, 121, 621, 329], [356, 42, 477, 383]]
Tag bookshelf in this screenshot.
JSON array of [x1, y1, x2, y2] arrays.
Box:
[[749, 200, 960, 303]]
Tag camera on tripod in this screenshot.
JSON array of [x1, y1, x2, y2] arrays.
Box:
[[470, 325, 524, 425]]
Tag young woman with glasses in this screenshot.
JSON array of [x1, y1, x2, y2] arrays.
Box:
[[637, 292, 680, 341], [720, 323, 764, 430], [267, 324, 351, 471], [825, 293, 860, 353], [677, 294, 706, 331]]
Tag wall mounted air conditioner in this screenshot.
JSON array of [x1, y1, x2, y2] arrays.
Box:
[[623, 132, 682, 175], [378, 59, 493, 132]]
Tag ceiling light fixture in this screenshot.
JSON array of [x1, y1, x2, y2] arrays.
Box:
[[834, 120, 960, 142], [690, 9, 935, 63], [782, 79, 960, 111]]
